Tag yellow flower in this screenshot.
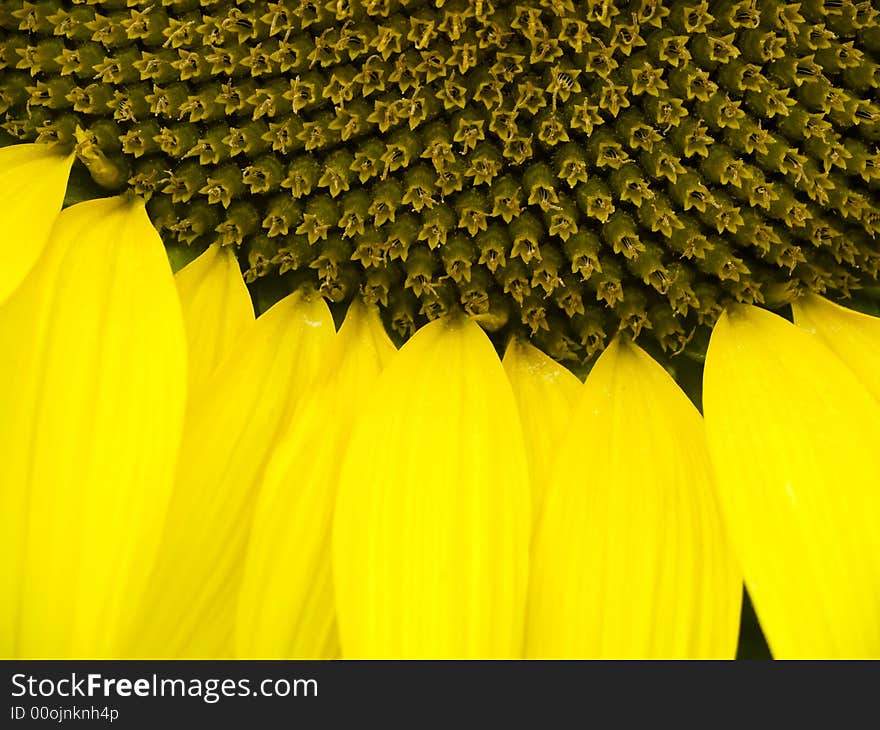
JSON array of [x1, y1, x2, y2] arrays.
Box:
[[3, 142, 880, 658], [129, 284, 337, 657], [527, 338, 741, 658], [0, 143, 72, 303], [704, 304, 880, 658], [0, 178, 186, 657], [333, 316, 531, 658], [3, 0, 880, 661], [502, 338, 581, 524], [236, 299, 395, 659]]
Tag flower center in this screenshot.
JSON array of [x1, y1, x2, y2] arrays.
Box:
[[2, 0, 878, 362]]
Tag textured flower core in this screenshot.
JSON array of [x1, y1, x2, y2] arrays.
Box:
[[2, 0, 879, 361]]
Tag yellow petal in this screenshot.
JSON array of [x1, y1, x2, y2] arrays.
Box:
[[236, 301, 396, 658], [526, 338, 741, 659], [0, 197, 187, 658], [128, 290, 336, 658], [0, 143, 74, 303], [174, 243, 253, 393], [502, 338, 581, 523], [792, 294, 880, 402], [333, 318, 531, 658], [704, 305, 880, 658]]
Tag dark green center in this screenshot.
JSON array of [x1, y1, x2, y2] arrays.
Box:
[[2, 0, 879, 362]]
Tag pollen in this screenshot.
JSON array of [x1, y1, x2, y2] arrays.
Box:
[[2, 0, 879, 361]]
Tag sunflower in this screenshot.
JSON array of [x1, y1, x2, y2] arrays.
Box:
[[1, 0, 879, 660]]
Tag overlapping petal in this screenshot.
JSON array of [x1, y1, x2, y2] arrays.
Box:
[[236, 301, 395, 658], [333, 317, 531, 658], [128, 290, 336, 658], [2, 132, 875, 662], [0, 143, 74, 303], [527, 338, 741, 658], [174, 243, 254, 393], [792, 295, 880, 402], [502, 339, 582, 523], [0, 197, 187, 658], [704, 305, 880, 658]]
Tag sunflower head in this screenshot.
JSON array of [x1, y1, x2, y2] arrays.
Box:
[[2, 0, 879, 367], [3, 2, 880, 659]]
